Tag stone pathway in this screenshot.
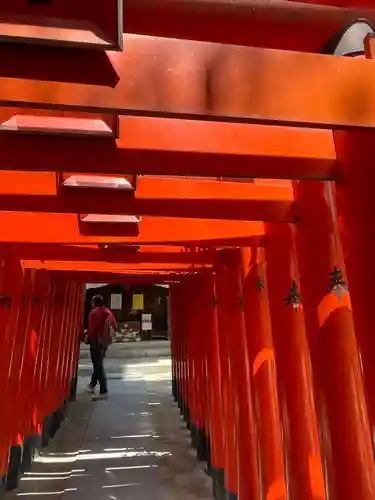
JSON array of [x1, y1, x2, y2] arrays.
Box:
[[8, 348, 213, 500]]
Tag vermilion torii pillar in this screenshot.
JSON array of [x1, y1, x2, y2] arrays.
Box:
[[171, 284, 189, 422], [0, 255, 24, 489], [188, 278, 209, 462], [199, 273, 226, 500], [241, 247, 287, 500], [265, 223, 325, 500], [215, 266, 240, 499], [215, 250, 260, 500], [334, 128, 375, 449], [294, 180, 375, 500], [169, 284, 179, 404]]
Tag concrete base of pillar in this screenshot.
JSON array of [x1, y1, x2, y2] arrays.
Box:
[[41, 415, 53, 447], [51, 401, 68, 438], [0, 474, 6, 498], [20, 435, 39, 473], [190, 422, 197, 448], [195, 427, 209, 462], [210, 467, 226, 500], [6, 444, 23, 491], [172, 376, 177, 402], [225, 489, 238, 500], [69, 372, 78, 402], [183, 406, 191, 430]]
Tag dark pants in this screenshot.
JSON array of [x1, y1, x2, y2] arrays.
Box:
[[90, 343, 108, 394]]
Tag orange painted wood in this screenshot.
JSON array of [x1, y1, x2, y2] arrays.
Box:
[[0, 117, 337, 180], [0, 0, 122, 50], [215, 268, 240, 496], [21, 261, 208, 273], [295, 180, 375, 500], [0, 212, 264, 245], [0, 107, 119, 137], [297, 0, 374, 7], [6, 245, 216, 265], [216, 250, 261, 499], [49, 271, 191, 284], [124, 0, 375, 51], [0, 255, 24, 473], [5, 0, 369, 53], [7, 268, 34, 448], [241, 247, 287, 499], [198, 274, 226, 488], [22, 269, 50, 443], [0, 172, 295, 222], [1, 35, 375, 129], [8, 244, 203, 254], [265, 223, 325, 500]]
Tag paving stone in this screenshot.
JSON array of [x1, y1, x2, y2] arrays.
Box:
[[8, 346, 213, 500]]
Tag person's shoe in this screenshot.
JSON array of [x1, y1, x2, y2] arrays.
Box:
[[93, 393, 108, 401], [87, 384, 95, 394]]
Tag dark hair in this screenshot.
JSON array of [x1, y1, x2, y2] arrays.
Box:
[[92, 295, 105, 307]]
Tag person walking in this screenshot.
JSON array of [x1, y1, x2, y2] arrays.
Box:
[[86, 295, 116, 400]]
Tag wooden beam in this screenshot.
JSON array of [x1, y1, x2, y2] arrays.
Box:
[[0, 117, 337, 180], [0, 173, 295, 221], [124, 0, 375, 51], [22, 261, 201, 272], [0, 212, 264, 245], [0, 107, 119, 138], [0, 0, 122, 50], [7, 244, 216, 264], [1, 35, 375, 129], [6, 0, 371, 53], [48, 271, 187, 284], [0, 195, 293, 221], [298, 1, 373, 8]]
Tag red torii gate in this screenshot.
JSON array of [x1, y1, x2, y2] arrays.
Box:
[[0, 3, 374, 500]]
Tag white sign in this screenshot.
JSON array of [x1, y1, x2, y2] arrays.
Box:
[[142, 313, 152, 321], [143, 321, 152, 331], [110, 293, 123, 310]]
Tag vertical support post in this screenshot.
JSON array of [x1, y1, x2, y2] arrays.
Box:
[[25, 270, 49, 453], [265, 223, 325, 500], [294, 179, 375, 499], [20, 270, 47, 471], [57, 279, 71, 402], [179, 282, 189, 424], [166, 295, 171, 341], [170, 284, 178, 403], [199, 273, 212, 469], [200, 272, 226, 499], [215, 267, 239, 499], [60, 280, 74, 403], [216, 250, 261, 500], [60, 279, 76, 416], [187, 277, 208, 460], [39, 276, 55, 448], [331, 36, 375, 468], [194, 279, 209, 463], [8, 269, 34, 475], [53, 278, 69, 427], [69, 283, 85, 402], [241, 247, 287, 500], [63, 279, 80, 404], [185, 280, 196, 435], [66, 282, 80, 402], [0, 256, 24, 491], [47, 276, 68, 437]]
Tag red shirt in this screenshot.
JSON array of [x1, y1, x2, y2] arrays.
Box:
[[88, 307, 117, 343]]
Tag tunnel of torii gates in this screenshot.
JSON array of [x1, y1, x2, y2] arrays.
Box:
[[4, 2, 375, 500]]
